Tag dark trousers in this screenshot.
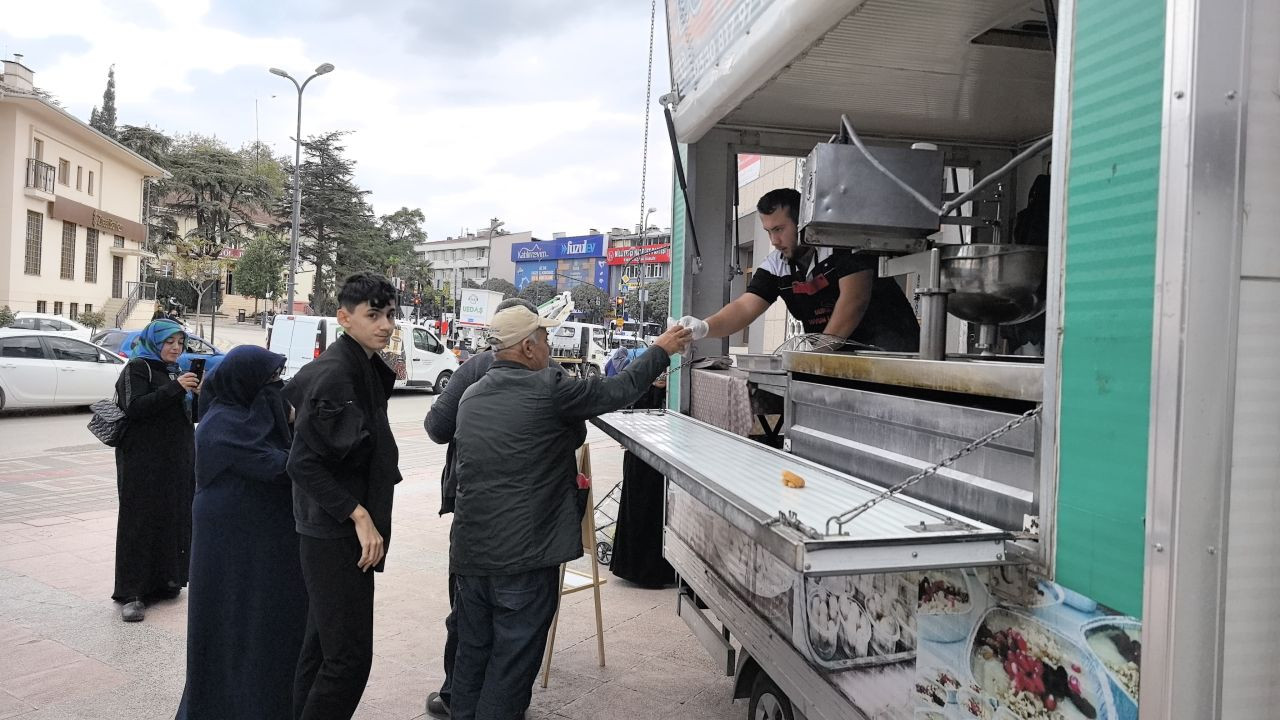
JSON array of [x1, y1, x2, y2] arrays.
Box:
[[450, 568, 561, 720], [439, 571, 458, 704], [294, 535, 375, 720]]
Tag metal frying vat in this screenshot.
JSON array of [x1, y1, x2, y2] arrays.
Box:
[[939, 244, 1047, 325]]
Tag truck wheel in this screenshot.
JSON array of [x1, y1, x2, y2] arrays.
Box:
[[584, 364, 601, 379], [748, 673, 794, 720], [433, 371, 453, 394]]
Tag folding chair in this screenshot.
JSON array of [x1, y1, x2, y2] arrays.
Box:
[[540, 444, 607, 687]]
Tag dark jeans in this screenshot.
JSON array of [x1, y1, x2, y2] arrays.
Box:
[[294, 535, 375, 720], [450, 568, 561, 720], [439, 571, 457, 704]]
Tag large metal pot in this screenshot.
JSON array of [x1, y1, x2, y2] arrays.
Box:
[[939, 244, 1047, 325]]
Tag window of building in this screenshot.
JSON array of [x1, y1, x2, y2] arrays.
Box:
[[69, 303, 79, 320], [76, 166, 83, 191], [58, 159, 70, 185], [32, 138, 43, 160], [24, 211, 42, 275], [35, 300, 47, 314], [85, 229, 99, 282], [53, 301, 63, 316], [85, 304, 93, 314], [88, 171, 95, 196], [113, 234, 124, 248], [60, 221, 76, 279]]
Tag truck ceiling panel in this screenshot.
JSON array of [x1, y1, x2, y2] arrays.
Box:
[[671, 0, 1055, 144]]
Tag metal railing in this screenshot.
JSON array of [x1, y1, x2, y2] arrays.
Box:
[[25, 158, 55, 194], [114, 281, 157, 329]]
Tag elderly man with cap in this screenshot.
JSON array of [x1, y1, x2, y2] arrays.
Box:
[[447, 305, 692, 720]]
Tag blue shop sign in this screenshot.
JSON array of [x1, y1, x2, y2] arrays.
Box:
[[555, 234, 605, 258], [514, 261, 558, 290], [511, 242, 556, 262]]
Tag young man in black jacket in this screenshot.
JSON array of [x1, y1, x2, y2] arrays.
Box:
[[448, 306, 692, 720], [285, 273, 403, 720]]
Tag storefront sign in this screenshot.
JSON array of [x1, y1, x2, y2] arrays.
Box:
[[50, 197, 145, 243], [514, 261, 558, 290], [606, 243, 671, 266], [555, 234, 605, 258], [511, 242, 556, 262]]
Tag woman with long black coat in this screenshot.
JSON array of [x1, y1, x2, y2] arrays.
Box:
[[176, 345, 307, 719], [608, 376, 676, 587], [113, 319, 199, 622]]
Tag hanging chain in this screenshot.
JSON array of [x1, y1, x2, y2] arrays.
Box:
[[825, 406, 1043, 535], [637, 0, 656, 237]]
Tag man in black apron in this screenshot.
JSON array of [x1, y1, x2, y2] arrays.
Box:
[[676, 188, 919, 352]]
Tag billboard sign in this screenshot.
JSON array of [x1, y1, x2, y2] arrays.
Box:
[[606, 243, 672, 266], [511, 242, 556, 262], [514, 261, 557, 290], [555, 234, 606, 258]]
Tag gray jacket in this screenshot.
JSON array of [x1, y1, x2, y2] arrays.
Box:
[[449, 346, 671, 576]]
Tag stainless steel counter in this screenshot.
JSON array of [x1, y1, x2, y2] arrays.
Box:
[[782, 351, 1043, 402], [592, 410, 1010, 574]]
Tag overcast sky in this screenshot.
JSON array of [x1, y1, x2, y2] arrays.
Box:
[[3, 0, 674, 243]]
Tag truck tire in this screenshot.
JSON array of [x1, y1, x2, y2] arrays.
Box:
[[748, 673, 794, 720], [433, 371, 453, 394], [584, 364, 602, 379]]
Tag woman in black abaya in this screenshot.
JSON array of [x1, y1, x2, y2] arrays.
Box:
[[609, 375, 675, 587], [176, 346, 306, 719]]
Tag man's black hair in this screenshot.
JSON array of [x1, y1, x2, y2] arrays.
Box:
[[337, 272, 396, 311], [757, 188, 802, 224], [496, 298, 538, 313]]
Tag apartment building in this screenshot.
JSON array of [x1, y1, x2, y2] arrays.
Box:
[[415, 232, 492, 292], [0, 56, 167, 326]]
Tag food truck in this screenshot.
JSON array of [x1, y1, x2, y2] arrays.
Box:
[[591, 1, 1277, 719]]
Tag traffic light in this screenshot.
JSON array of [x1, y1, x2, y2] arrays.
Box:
[[615, 296, 624, 309]]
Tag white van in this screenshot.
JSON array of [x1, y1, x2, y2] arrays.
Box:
[[268, 315, 458, 392], [549, 321, 609, 378]]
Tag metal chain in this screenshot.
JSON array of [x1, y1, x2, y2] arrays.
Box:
[[637, 0, 656, 237], [825, 406, 1043, 535]]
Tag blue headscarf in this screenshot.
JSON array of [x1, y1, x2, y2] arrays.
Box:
[[131, 319, 185, 373], [194, 346, 291, 488]]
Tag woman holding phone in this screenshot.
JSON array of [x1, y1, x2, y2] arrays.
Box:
[[176, 346, 305, 719], [113, 319, 201, 622]]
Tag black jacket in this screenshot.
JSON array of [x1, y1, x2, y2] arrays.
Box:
[[285, 334, 401, 570], [424, 350, 496, 515], [449, 346, 671, 576]]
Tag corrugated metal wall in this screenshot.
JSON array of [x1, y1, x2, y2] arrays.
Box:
[[1054, 0, 1166, 616], [1221, 0, 1280, 712]]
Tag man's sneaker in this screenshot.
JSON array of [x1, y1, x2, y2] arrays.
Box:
[[426, 691, 450, 718]]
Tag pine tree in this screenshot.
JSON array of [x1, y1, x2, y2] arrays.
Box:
[[89, 66, 118, 138]]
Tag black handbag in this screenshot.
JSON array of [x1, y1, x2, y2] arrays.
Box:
[[88, 360, 151, 447]]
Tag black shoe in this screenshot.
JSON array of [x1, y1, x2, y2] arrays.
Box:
[[152, 587, 181, 600], [122, 598, 145, 622], [426, 691, 450, 718]]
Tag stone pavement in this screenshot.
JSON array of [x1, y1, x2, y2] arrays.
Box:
[[0, 417, 742, 720]]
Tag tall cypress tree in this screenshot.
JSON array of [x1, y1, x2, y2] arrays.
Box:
[[89, 65, 118, 138]]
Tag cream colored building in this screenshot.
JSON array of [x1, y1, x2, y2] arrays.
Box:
[[0, 56, 167, 328]]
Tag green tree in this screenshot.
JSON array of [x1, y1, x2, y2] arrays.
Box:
[[0, 305, 14, 327], [88, 65, 118, 138], [118, 125, 172, 166], [480, 278, 517, 299], [78, 310, 106, 332], [570, 283, 610, 324], [280, 132, 379, 315], [624, 279, 671, 324], [378, 207, 433, 292], [234, 235, 286, 314], [518, 281, 558, 308], [462, 278, 481, 290]]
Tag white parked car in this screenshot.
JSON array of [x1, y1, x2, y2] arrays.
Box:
[[0, 330, 124, 411], [11, 312, 94, 342]]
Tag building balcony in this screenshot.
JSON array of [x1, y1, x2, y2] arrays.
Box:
[[24, 158, 55, 201]]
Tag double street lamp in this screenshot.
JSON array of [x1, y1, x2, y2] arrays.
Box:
[[269, 62, 335, 312]]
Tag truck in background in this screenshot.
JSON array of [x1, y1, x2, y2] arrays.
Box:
[[453, 289, 504, 351]]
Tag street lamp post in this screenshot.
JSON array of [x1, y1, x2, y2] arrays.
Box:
[[269, 62, 334, 313]]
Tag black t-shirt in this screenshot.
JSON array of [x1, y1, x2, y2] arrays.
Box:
[[746, 248, 920, 351]]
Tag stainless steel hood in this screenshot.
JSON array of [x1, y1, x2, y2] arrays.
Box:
[[592, 410, 1011, 575]]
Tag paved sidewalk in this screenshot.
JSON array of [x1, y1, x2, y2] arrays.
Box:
[[0, 421, 741, 720]]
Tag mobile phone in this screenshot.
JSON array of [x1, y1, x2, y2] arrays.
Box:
[[189, 358, 206, 380]]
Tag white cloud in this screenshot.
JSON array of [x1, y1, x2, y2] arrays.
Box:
[[2, 0, 675, 243]]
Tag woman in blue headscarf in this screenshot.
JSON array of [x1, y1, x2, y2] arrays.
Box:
[[176, 345, 306, 719], [113, 319, 201, 622]]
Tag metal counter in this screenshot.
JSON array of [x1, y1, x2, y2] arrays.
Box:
[[592, 410, 1011, 575], [782, 351, 1043, 402]]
